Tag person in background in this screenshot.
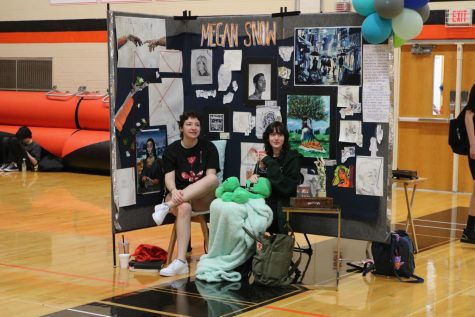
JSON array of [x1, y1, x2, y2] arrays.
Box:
[[248, 121, 302, 233], [152, 112, 219, 276], [0, 126, 41, 172], [248, 73, 266, 100], [463, 83, 475, 244]]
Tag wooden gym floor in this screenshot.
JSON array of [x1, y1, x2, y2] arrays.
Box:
[[1, 171, 475, 317]]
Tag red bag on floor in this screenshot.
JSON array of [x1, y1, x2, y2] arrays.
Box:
[[131, 244, 168, 262]]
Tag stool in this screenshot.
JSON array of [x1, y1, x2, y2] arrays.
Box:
[[166, 210, 209, 265]]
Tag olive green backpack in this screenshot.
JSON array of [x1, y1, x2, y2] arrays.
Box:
[[243, 226, 301, 287]]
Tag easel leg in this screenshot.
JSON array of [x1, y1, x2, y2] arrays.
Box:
[[404, 183, 419, 253]]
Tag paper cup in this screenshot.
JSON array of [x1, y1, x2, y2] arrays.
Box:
[[118, 241, 129, 254], [119, 253, 130, 269]]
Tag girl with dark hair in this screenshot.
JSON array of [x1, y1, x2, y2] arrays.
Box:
[[152, 111, 220, 276], [462, 84, 475, 244], [248, 121, 302, 233], [138, 138, 163, 194]]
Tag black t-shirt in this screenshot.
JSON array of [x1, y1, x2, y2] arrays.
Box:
[[162, 138, 220, 190]]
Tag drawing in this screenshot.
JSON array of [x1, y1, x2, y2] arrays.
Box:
[[209, 114, 224, 132], [294, 26, 361, 86], [355, 156, 384, 196], [135, 127, 167, 195], [287, 94, 331, 158], [191, 49, 213, 85]]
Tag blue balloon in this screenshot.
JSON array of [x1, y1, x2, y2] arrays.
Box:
[[353, 0, 376, 16], [362, 13, 392, 44], [404, 0, 428, 9]]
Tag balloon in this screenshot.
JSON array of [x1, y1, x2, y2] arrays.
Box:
[[393, 34, 406, 48], [392, 8, 423, 40], [362, 13, 392, 44], [415, 4, 430, 23], [375, 0, 404, 19], [404, 0, 428, 9], [353, 0, 376, 17]]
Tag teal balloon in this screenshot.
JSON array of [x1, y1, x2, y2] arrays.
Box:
[[375, 0, 404, 19], [415, 4, 430, 23], [362, 13, 392, 44], [353, 0, 376, 16], [392, 8, 423, 40]]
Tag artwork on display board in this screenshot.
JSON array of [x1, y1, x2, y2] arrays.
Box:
[[115, 15, 167, 68], [191, 49, 213, 85], [203, 105, 231, 140], [135, 127, 167, 195], [287, 94, 331, 159], [294, 26, 361, 86], [355, 156, 384, 197], [240, 142, 266, 186], [243, 58, 277, 105]]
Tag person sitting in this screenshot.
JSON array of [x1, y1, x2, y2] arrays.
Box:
[[248, 121, 303, 233], [0, 126, 41, 172], [151, 111, 220, 276]]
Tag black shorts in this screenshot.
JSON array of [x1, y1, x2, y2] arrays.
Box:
[[469, 157, 475, 180]]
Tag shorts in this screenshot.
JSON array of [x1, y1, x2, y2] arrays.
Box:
[[469, 156, 475, 180]]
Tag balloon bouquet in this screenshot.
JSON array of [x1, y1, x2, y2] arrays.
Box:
[[353, 0, 430, 47]]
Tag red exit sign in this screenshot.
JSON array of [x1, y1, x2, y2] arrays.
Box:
[[447, 9, 472, 25]]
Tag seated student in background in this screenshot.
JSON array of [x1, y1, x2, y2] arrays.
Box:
[[248, 121, 303, 233], [152, 111, 220, 276], [0, 126, 41, 172]]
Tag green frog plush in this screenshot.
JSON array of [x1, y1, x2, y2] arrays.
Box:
[[215, 176, 271, 204]]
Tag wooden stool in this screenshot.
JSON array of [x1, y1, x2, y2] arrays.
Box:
[[166, 210, 209, 265]]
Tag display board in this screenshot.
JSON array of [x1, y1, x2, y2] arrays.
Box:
[[108, 11, 393, 243]]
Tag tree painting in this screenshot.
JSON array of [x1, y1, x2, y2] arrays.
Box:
[[287, 94, 330, 158]]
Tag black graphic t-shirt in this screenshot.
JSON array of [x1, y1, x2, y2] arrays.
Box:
[[162, 138, 220, 190]]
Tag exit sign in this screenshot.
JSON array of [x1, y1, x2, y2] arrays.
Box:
[[446, 9, 472, 26]]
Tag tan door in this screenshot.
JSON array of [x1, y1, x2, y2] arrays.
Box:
[[398, 44, 475, 192]]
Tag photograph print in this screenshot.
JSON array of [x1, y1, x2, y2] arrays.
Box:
[[244, 58, 276, 105], [294, 26, 361, 86], [191, 49, 213, 85], [135, 127, 167, 195], [287, 94, 331, 159]]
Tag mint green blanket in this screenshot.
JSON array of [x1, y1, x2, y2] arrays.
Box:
[[195, 197, 273, 282]]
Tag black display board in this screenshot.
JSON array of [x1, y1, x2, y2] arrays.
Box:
[[109, 11, 392, 244]]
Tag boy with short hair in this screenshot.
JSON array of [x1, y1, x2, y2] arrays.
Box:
[[0, 126, 41, 172]]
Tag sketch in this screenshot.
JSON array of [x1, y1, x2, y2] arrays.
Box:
[[191, 49, 213, 85], [356, 156, 384, 196], [115, 15, 166, 68], [339, 120, 362, 144], [341, 146, 355, 163], [233, 112, 254, 134], [209, 114, 224, 132], [337, 86, 360, 114], [255, 104, 281, 139], [218, 64, 232, 91], [135, 127, 167, 195], [287, 94, 331, 158], [240, 142, 265, 186], [149, 79, 184, 143], [294, 26, 361, 86]]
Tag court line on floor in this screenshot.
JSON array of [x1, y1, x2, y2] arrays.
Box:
[[0, 262, 127, 285], [266, 306, 330, 317]]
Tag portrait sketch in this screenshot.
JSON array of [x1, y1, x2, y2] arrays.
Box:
[[135, 127, 167, 195], [355, 156, 384, 196], [248, 64, 271, 100], [191, 49, 213, 85], [294, 26, 361, 86]]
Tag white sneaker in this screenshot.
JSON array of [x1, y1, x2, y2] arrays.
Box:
[[4, 162, 19, 172], [0, 163, 7, 171], [152, 203, 169, 225], [160, 259, 189, 277]]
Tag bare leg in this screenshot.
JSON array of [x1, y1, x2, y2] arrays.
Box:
[[166, 174, 218, 209], [469, 182, 475, 217]]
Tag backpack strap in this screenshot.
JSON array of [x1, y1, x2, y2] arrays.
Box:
[[391, 232, 424, 283]]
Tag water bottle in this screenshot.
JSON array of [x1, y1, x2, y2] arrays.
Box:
[[21, 158, 27, 173]]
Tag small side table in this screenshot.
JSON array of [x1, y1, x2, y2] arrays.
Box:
[[282, 206, 341, 287], [393, 177, 427, 253]]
